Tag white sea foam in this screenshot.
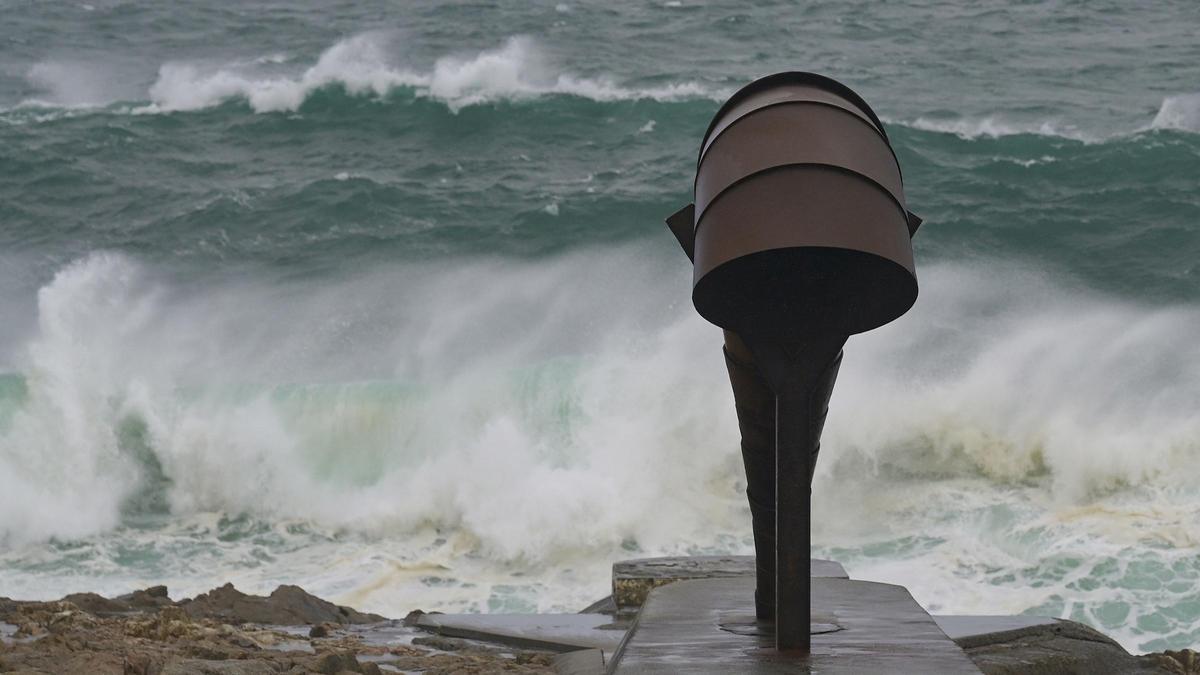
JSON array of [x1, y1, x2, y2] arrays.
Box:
[[140, 33, 714, 114], [4, 252, 1200, 648], [0, 253, 155, 544], [1150, 93, 1200, 133], [0, 249, 743, 562]]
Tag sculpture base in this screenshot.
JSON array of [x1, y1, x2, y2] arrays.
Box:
[[716, 614, 843, 637], [609, 576, 981, 674]]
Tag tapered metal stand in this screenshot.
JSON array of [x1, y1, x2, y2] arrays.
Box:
[[740, 334, 846, 653]]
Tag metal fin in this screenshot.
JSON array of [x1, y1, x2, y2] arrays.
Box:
[[906, 210, 923, 237], [665, 203, 696, 261]]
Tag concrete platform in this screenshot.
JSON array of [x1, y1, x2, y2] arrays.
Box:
[[415, 612, 626, 653], [613, 556, 846, 610], [610, 576, 981, 673]]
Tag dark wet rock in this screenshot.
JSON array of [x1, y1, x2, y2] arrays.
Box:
[[1152, 649, 1200, 674], [178, 583, 385, 626], [956, 618, 1176, 674], [0, 597, 19, 618], [309, 622, 334, 638], [60, 592, 132, 616], [57, 586, 174, 617], [161, 660, 281, 675], [120, 585, 175, 609], [401, 609, 427, 627], [314, 650, 362, 673]]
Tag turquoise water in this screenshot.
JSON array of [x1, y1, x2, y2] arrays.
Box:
[[1, 0, 1199, 654]]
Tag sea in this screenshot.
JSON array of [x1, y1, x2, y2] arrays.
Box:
[[1, 0, 1198, 655]]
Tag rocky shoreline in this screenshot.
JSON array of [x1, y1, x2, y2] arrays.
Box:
[[4, 579, 1200, 674], [0, 584, 556, 674]]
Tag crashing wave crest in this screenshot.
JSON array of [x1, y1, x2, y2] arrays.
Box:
[[5, 252, 1200, 553], [1150, 93, 1200, 133], [137, 34, 715, 113]]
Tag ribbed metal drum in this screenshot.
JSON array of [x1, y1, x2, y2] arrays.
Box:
[[688, 72, 918, 338]]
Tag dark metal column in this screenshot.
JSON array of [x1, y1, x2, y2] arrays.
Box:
[[743, 335, 845, 651], [774, 380, 813, 652]]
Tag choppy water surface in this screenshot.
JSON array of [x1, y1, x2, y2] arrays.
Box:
[[1, 0, 1199, 654]]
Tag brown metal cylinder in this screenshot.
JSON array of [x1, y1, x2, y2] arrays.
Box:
[[689, 72, 918, 340]]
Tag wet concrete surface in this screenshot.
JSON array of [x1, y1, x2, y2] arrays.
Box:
[[610, 576, 981, 674]]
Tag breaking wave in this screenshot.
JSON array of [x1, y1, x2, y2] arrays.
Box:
[[135, 33, 715, 113], [5, 252, 1200, 550], [1151, 93, 1200, 133], [0, 250, 743, 556]]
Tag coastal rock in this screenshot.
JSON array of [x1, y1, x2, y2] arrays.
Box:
[[956, 618, 1175, 674], [178, 583, 385, 626], [412, 634, 471, 651], [161, 660, 281, 675], [59, 586, 173, 617], [0, 585, 555, 674], [309, 622, 335, 638], [60, 592, 131, 615], [401, 609, 428, 626], [1153, 649, 1200, 674], [314, 650, 362, 673], [120, 585, 175, 610]]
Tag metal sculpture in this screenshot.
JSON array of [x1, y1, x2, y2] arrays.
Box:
[[664, 72, 921, 652]]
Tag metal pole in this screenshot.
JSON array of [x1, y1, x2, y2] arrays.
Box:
[[741, 335, 845, 652], [774, 381, 812, 652]]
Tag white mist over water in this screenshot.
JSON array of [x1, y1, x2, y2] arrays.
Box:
[[3, 250, 1200, 651]]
